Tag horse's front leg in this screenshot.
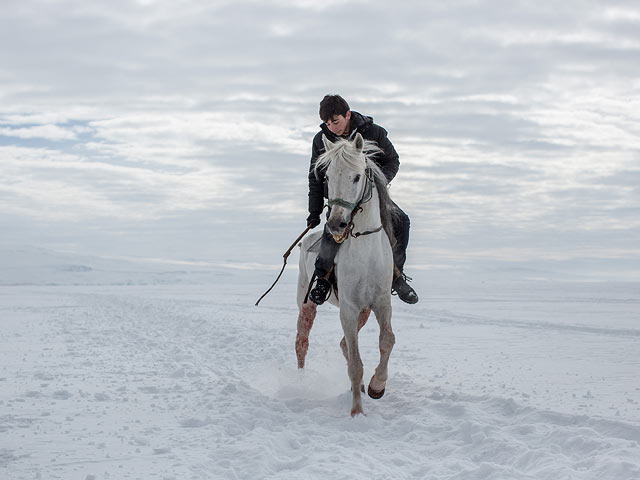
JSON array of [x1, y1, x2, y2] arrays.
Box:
[[368, 303, 395, 399], [296, 302, 317, 369], [341, 306, 364, 416], [340, 308, 370, 361]]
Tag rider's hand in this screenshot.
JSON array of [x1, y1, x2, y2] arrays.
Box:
[[306, 214, 321, 228]]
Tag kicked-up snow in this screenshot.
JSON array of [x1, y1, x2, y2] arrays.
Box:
[[1, 253, 639, 479]]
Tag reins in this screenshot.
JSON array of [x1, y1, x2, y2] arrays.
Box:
[[338, 168, 384, 239], [349, 219, 383, 238]]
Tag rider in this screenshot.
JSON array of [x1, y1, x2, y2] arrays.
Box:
[[306, 94, 419, 305]]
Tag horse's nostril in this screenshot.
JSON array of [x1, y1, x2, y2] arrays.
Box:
[[339, 222, 348, 229]]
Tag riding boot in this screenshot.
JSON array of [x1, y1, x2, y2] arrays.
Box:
[[308, 273, 332, 305], [392, 265, 419, 304]]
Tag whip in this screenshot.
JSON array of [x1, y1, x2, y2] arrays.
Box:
[[254, 226, 312, 306]]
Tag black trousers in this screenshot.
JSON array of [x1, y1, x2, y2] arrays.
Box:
[[314, 201, 410, 278]]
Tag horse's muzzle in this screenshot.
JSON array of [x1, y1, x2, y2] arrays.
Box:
[[327, 210, 350, 243], [332, 228, 349, 244]]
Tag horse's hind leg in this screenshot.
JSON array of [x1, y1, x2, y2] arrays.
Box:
[[368, 303, 395, 399], [296, 301, 317, 369]]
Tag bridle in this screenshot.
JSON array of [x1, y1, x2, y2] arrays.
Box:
[[327, 167, 383, 239], [327, 167, 375, 211]]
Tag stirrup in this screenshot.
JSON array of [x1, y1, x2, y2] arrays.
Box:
[[309, 277, 332, 305]]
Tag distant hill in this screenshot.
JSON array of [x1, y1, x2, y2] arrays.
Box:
[[0, 245, 236, 286]]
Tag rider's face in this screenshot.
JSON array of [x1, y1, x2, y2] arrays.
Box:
[[325, 111, 351, 137]]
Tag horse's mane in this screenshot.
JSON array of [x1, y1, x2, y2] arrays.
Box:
[[368, 159, 399, 247], [314, 137, 377, 173], [315, 138, 399, 246]]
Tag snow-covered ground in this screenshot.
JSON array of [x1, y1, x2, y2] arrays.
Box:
[[1, 248, 639, 479]]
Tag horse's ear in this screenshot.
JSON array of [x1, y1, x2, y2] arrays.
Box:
[[354, 132, 364, 152], [322, 134, 333, 152]]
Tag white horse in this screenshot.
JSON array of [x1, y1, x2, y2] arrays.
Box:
[[296, 133, 397, 416]]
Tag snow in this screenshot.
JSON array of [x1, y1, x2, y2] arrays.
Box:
[[1, 248, 639, 479]]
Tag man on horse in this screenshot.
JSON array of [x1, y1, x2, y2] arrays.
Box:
[[306, 94, 419, 305]]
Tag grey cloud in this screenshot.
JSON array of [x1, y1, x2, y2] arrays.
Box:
[[1, 0, 639, 276]]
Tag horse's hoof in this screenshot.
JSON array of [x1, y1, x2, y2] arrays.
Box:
[[368, 385, 385, 399]]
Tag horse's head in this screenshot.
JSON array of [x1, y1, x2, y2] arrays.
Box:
[[319, 133, 369, 244]]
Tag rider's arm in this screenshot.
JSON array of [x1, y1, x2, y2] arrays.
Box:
[[373, 125, 399, 183], [307, 133, 325, 224]]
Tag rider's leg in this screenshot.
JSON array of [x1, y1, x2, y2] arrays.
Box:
[[315, 224, 340, 278], [308, 224, 341, 305], [391, 204, 409, 270], [391, 204, 418, 304]]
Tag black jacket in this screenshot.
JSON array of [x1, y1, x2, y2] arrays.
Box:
[[307, 111, 399, 219]]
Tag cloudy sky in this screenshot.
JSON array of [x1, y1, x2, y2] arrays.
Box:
[[1, 0, 639, 279]]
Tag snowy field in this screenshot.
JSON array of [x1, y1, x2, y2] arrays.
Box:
[[1, 250, 640, 479]]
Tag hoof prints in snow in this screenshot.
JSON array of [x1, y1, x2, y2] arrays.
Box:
[[0, 282, 639, 480]]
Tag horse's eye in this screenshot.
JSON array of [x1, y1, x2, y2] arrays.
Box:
[[353, 174, 361, 183]]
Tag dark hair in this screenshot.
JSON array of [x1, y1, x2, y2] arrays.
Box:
[[319, 95, 350, 122]]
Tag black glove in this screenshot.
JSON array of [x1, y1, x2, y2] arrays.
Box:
[[306, 213, 321, 228]]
